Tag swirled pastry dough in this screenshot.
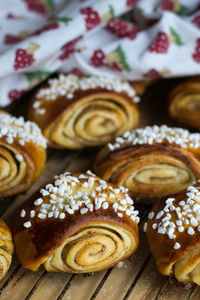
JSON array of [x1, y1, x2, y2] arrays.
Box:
[[0, 111, 46, 197], [28, 74, 139, 149], [169, 77, 200, 130], [0, 219, 14, 280], [11, 171, 139, 273], [94, 125, 200, 204], [146, 180, 200, 285]]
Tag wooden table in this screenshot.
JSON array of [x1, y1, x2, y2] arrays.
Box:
[[0, 78, 198, 300]]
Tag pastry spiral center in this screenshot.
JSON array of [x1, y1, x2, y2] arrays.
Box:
[[0, 144, 30, 195], [47, 95, 138, 148], [0, 249, 12, 280], [0, 158, 10, 180], [84, 115, 117, 136], [178, 95, 200, 111], [44, 224, 136, 273], [108, 153, 196, 198], [68, 235, 117, 267], [134, 163, 190, 185], [64, 101, 127, 142], [63, 229, 124, 271]]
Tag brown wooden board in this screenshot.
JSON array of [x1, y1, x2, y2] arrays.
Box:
[[0, 79, 197, 300]]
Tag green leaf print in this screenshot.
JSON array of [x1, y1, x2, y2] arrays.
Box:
[[25, 71, 52, 88], [170, 27, 184, 46], [108, 5, 115, 17], [51, 17, 73, 25], [176, 5, 188, 15], [115, 45, 131, 72], [47, 0, 55, 10]]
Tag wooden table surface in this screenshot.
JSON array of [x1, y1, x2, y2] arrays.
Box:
[[0, 78, 198, 300]]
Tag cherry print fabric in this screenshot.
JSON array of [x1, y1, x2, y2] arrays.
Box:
[[0, 0, 200, 106]]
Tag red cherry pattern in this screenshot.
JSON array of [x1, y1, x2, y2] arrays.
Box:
[[59, 36, 82, 61], [143, 69, 162, 79], [23, 0, 46, 15], [192, 38, 200, 63], [106, 19, 140, 40], [126, 0, 139, 6], [161, 0, 174, 11], [90, 49, 106, 67], [4, 2, 200, 85], [68, 68, 83, 76], [90, 49, 122, 71], [192, 15, 200, 28], [4, 34, 22, 45], [14, 49, 35, 70], [6, 13, 16, 19], [108, 62, 122, 71], [8, 89, 25, 100], [80, 7, 100, 31], [149, 32, 169, 53]]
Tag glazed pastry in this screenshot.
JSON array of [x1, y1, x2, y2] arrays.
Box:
[[169, 77, 200, 130], [94, 125, 200, 204], [0, 110, 46, 197], [0, 219, 14, 280], [28, 74, 139, 149], [11, 171, 139, 273], [145, 180, 200, 285]]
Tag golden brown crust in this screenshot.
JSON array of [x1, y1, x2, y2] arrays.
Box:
[[169, 77, 200, 130], [11, 172, 139, 273], [0, 111, 46, 197], [146, 194, 190, 275], [28, 75, 139, 149], [0, 219, 14, 280], [130, 80, 151, 96], [94, 128, 200, 204], [146, 184, 200, 284]]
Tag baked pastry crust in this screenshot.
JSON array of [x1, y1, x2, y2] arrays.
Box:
[[94, 125, 200, 204], [0, 219, 14, 280], [146, 180, 200, 285], [28, 74, 139, 149], [0, 110, 46, 197], [131, 80, 151, 96], [169, 77, 200, 130], [11, 171, 139, 273]]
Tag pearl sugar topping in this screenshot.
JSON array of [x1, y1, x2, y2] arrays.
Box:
[[35, 74, 138, 113], [0, 113, 47, 148], [21, 171, 140, 228], [108, 125, 200, 151], [149, 180, 200, 250]]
